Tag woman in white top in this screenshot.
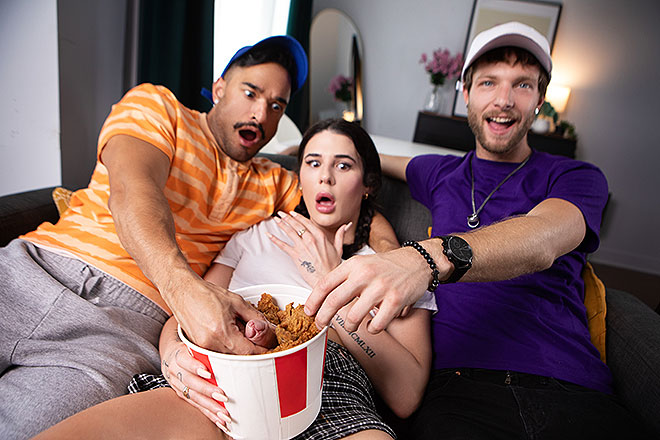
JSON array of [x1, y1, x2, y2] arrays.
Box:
[[34, 119, 434, 440]]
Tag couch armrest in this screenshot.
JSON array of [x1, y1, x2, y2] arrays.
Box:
[[0, 187, 59, 247], [605, 288, 660, 435]]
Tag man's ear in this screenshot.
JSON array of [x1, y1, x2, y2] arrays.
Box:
[[463, 87, 470, 106], [212, 76, 227, 104]]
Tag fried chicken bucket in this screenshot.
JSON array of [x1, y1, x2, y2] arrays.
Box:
[[178, 284, 329, 440]]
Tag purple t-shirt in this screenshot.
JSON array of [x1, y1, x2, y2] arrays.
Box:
[[407, 150, 612, 393]]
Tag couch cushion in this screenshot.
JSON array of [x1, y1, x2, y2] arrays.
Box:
[[606, 288, 660, 434], [0, 187, 60, 247]]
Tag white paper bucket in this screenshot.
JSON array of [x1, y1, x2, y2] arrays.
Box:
[[178, 284, 328, 440]]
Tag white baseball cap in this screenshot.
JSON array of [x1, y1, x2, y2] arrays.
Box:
[[461, 21, 552, 82]]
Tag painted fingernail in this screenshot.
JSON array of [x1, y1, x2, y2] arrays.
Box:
[[212, 391, 228, 402], [197, 368, 211, 379], [217, 411, 232, 424], [216, 421, 230, 434]]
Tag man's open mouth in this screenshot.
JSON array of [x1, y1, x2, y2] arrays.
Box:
[[239, 128, 258, 142], [486, 116, 516, 128]]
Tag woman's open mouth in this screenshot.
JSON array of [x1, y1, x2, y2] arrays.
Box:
[[315, 192, 336, 214]]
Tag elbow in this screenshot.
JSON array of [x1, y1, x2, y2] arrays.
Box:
[[388, 390, 424, 419]]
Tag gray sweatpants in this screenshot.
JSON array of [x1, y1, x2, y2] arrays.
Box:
[[0, 240, 169, 439]]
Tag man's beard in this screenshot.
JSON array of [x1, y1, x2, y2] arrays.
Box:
[[467, 106, 535, 155]]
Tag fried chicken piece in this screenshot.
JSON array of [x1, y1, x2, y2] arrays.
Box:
[[256, 293, 281, 325], [253, 293, 319, 353]]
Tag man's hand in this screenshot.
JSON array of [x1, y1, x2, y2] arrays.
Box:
[[305, 247, 433, 334], [170, 276, 269, 354]]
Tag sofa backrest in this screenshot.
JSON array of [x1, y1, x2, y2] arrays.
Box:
[[260, 153, 432, 244]]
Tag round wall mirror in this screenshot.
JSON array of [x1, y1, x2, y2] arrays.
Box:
[[309, 8, 363, 125]]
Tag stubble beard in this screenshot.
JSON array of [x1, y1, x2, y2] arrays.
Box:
[[467, 106, 535, 156]]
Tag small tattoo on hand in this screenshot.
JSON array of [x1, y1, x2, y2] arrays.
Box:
[[301, 261, 316, 273]]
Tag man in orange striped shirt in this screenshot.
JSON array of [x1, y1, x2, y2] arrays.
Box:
[[0, 36, 310, 439]]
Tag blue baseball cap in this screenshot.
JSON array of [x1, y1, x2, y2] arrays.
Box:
[[221, 35, 308, 94]]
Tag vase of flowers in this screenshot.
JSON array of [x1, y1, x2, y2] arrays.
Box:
[[328, 74, 354, 119], [420, 48, 463, 114]]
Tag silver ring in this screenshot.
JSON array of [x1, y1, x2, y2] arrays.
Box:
[[296, 228, 307, 238], [182, 385, 190, 399]]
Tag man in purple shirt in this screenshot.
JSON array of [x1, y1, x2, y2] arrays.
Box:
[[306, 22, 649, 437]]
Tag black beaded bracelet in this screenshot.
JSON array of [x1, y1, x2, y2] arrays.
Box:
[[402, 240, 441, 293]]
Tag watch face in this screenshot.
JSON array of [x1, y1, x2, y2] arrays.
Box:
[[449, 237, 473, 263]]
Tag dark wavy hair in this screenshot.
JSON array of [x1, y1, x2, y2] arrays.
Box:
[[294, 119, 382, 259], [226, 42, 297, 91]]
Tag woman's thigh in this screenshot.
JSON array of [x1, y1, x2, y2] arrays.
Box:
[[33, 388, 227, 440]]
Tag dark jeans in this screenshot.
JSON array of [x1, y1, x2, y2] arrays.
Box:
[[407, 368, 651, 440]]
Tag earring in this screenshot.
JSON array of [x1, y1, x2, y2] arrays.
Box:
[[535, 107, 540, 115], [363, 193, 369, 200]]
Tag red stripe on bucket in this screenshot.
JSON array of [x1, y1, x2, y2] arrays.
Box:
[[190, 349, 218, 387], [275, 348, 307, 417]]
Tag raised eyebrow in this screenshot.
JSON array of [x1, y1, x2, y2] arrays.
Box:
[[334, 154, 357, 162], [242, 82, 288, 106]]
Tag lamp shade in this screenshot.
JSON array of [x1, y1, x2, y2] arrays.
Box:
[[545, 84, 571, 113]]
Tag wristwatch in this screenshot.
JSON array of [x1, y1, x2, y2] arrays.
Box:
[[439, 235, 473, 283]]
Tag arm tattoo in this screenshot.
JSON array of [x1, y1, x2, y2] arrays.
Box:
[[333, 314, 376, 358], [300, 260, 316, 273]]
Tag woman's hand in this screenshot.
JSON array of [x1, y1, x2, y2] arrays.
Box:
[[269, 211, 350, 287], [160, 334, 233, 434]]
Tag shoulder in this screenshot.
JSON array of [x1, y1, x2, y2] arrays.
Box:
[[531, 152, 607, 187], [250, 156, 298, 180]]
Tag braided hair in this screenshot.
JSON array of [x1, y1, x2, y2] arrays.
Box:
[[294, 119, 382, 259]]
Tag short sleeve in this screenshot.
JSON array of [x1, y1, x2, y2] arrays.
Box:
[[97, 83, 179, 163], [213, 226, 252, 268], [547, 162, 609, 253]]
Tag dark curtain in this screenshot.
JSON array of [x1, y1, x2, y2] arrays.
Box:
[[286, 0, 313, 132], [137, 0, 214, 112]]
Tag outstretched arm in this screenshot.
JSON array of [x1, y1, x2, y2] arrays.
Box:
[[379, 154, 412, 181], [307, 198, 586, 333], [102, 134, 264, 354]]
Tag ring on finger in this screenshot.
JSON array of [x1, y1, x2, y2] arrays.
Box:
[[183, 385, 191, 399], [296, 227, 307, 238]]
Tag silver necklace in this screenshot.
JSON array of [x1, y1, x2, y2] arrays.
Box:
[[468, 152, 531, 229]]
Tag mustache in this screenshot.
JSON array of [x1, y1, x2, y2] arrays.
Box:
[[234, 121, 265, 139]]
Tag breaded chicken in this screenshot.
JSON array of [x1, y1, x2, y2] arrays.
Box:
[[255, 293, 319, 353]]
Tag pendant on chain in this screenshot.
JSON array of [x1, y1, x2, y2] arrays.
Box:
[[467, 214, 480, 229]]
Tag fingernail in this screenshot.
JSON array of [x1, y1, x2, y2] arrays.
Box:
[[304, 305, 311, 315], [217, 411, 232, 424], [197, 368, 211, 379], [212, 392, 228, 402], [216, 421, 230, 434], [289, 210, 298, 216], [274, 216, 281, 223]]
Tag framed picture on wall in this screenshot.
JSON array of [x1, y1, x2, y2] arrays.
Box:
[[452, 0, 562, 118]]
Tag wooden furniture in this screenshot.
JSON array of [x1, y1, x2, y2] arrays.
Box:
[[413, 111, 577, 158]]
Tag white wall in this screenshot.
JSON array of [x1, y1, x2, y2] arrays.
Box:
[[0, 0, 61, 196], [313, 0, 660, 276]]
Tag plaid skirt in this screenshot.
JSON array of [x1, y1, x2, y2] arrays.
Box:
[[129, 340, 396, 439]]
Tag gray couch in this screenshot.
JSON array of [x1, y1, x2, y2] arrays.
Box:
[[1, 153, 658, 436]]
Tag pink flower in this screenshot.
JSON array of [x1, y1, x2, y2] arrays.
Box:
[[419, 47, 464, 86], [328, 74, 352, 102]]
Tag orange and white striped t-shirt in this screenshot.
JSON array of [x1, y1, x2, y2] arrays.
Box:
[[23, 83, 300, 313]]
